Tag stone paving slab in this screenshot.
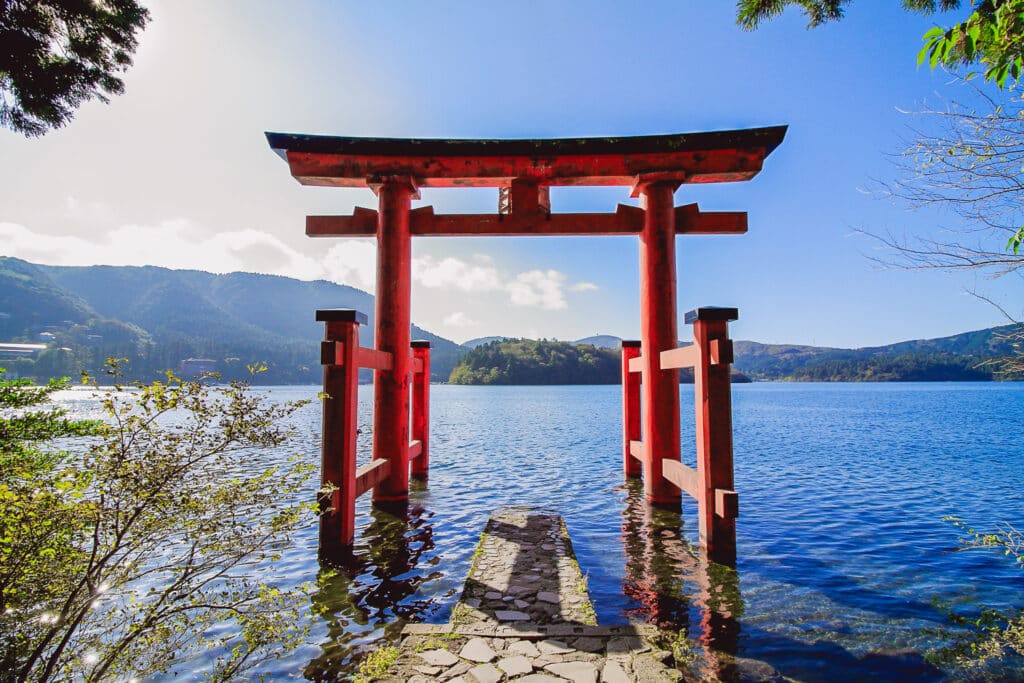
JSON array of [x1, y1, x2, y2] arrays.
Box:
[[452, 508, 597, 627], [378, 508, 685, 681]]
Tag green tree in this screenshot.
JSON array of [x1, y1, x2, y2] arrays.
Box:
[[935, 518, 1024, 666], [0, 0, 150, 136], [736, 0, 1024, 88], [0, 363, 315, 681]]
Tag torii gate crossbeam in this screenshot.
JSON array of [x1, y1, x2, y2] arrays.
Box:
[[267, 126, 786, 561]]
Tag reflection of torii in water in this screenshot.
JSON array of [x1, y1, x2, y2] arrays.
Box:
[[266, 128, 786, 562]]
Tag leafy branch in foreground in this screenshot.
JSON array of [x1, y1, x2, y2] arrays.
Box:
[[0, 0, 150, 136], [736, 1, 1024, 89], [0, 361, 316, 682], [933, 516, 1024, 666]]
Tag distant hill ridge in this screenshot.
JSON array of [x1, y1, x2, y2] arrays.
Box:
[[1, 256, 1017, 384]]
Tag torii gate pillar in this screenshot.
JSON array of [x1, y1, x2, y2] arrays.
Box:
[[372, 177, 416, 502], [638, 181, 682, 506]]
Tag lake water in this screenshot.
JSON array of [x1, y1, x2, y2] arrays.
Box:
[[55, 382, 1024, 681]]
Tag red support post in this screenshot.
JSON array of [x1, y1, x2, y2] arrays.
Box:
[[410, 340, 431, 479], [372, 177, 416, 503], [637, 180, 682, 506], [621, 340, 642, 478], [688, 307, 739, 566], [316, 308, 365, 549]]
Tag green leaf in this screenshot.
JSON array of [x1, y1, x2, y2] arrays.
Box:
[[1005, 227, 1024, 254]]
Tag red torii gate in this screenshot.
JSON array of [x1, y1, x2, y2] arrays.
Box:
[[267, 127, 786, 564]]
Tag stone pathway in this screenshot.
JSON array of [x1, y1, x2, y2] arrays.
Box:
[[376, 508, 685, 682]]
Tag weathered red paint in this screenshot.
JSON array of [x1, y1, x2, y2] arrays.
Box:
[[272, 128, 786, 563], [372, 179, 414, 503], [621, 341, 642, 478], [316, 310, 363, 549], [638, 181, 681, 506], [690, 309, 739, 566], [411, 341, 431, 479]]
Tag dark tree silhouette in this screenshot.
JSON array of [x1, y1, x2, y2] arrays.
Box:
[[0, 0, 150, 136]]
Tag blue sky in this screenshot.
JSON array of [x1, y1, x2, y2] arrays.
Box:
[[1, 1, 1018, 347]]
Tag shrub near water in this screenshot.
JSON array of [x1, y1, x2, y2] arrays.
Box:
[[0, 361, 315, 682]]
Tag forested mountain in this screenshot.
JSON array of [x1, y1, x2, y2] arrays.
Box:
[[732, 328, 1019, 381], [3, 257, 1019, 384], [0, 258, 464, 383]]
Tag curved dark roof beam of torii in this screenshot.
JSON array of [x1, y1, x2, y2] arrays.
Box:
[[264, 127, 787, 188], [264, 126, 788, 237]]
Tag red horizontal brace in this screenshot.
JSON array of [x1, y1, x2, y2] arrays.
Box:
[[715, 489, 739, 519], [661, 460, 699, 500], [411, 357, 424, 374], [409, 439, 423, 460], [675, 203, 747, 235], [659, 344, 699, 370], [627, 355, 644, 373], [307, 203, 748, 238], [629, 440, 643, 461], [709, 339, 734, 365], [357, 347, 393, 371], [355, 459, 391, 498]]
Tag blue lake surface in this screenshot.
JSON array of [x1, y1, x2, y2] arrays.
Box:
[[56, 382, 1024, 681]]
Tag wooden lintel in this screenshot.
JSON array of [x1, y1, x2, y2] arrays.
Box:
[[357, 346, 393, 371], [659, 344, 699, 370], [409, 439, 423, 460], [355, 459, 391, 497], [675, 204, 747, 235], [627, 355, 644, 374], [629, 440, 643, 461], [662, 460, 699, 500], [715, 489, 739, 519], [307, 203, 746, 238]]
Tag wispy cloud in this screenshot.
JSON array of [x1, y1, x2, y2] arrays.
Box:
[[413, 254, 503, 291], [507, 269, 567, 310], [442, 311, 475, 328], [570, 281, 598, 292]]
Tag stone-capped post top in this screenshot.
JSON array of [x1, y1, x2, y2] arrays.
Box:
[[621, 340, 642, 348], [684, 307, 739, 324], [411, 340, 432, 348], [315, 309, 368, 324]]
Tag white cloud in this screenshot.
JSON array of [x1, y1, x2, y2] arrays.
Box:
[[507, 269, 567, 310], [322, 240, 377, 293], [414, 256, 574, 311], [413, 254, 503, 291], [570, 281, 599, 292], [442, 311, 475, 328]]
